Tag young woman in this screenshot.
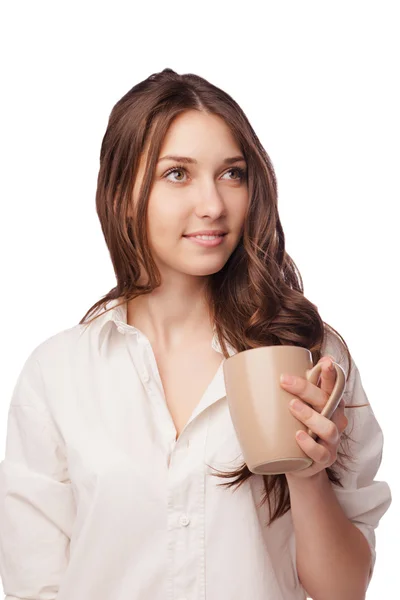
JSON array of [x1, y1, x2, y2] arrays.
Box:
[[0, 68, 392, 600]]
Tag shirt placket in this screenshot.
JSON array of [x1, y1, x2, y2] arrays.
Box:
[[120, 322, 211, 600]]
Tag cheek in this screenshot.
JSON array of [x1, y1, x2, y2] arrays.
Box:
[[230, 192, 249, 227], [239, 193, 250, 219], [147, 197, 187, 244]]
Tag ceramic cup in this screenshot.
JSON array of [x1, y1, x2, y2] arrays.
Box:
[[223, 345, 346, 475]]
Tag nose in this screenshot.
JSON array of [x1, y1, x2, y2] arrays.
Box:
[[194, 183, 226, 219]]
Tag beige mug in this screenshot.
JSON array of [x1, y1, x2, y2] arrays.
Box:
[[223, 345, 346, 475]]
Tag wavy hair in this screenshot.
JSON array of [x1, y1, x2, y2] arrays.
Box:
[[79, 67, 359, 527]]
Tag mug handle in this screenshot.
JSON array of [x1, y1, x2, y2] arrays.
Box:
[[304, 362, 347, 441]]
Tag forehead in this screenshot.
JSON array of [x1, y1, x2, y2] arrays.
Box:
[[158, 111, 242, 162]]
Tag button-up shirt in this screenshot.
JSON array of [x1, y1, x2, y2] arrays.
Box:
[[0, 297, 392, 599]]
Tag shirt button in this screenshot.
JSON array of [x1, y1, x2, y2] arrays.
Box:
[[142, 369, 150, 382], [179, 514, 190, 527], [117, 326, 125, 334]]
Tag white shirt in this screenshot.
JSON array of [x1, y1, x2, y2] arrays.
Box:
[[0, 297, 392, 600]]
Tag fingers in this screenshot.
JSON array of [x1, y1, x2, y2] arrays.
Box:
[[280, 355, 338, 412], [286, 356, 348, 477], [318, 355, 338, 397], [280, 371, 327, 411], [295, 429, 332, 466], [289, 397, 340, 446]]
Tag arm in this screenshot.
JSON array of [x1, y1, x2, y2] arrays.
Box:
[[0, 349, 75, 599], [287, 344, 392, 599], [287, 469, 372, 600]]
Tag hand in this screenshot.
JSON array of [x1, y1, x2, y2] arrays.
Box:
[[279, 355, 348, 480]]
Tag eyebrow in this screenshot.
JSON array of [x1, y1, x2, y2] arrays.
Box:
[[157, 154, 246, 165]]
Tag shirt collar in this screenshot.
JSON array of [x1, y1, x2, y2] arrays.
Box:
[[93, 297, 237, 357]]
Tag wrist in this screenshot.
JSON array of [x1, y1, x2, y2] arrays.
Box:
[[286, 468, 328, 491]]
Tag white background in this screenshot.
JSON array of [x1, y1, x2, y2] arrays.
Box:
[[0, 1, 398, 598]]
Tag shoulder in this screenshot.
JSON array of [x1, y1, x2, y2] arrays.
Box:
[[20, 302, 114, 379], [26, 323, 87, 371]]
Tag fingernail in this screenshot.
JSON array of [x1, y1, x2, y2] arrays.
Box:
[[280, 374, 296, 384], [290, 398, 304, 411]]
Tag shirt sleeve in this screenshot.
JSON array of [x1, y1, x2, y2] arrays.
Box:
[[325, 339, 392, 587], [0, 349, 76, 600]]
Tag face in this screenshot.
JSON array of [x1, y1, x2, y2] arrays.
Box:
[[132, 110, 249, 280]]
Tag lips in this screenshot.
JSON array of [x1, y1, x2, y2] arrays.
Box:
[[183, 233, 226, 237], [183, 229, 227, 237]]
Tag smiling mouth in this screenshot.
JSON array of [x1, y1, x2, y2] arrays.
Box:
[[182, 234, 227, 247], [183, 233, 227, 239]]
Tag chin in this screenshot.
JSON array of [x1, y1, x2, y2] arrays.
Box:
[[183, 260, 229, 277]]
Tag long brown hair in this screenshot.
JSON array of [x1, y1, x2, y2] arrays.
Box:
[[79, 67, 358, 527]]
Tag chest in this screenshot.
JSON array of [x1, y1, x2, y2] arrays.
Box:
[[152, 345, 224, 440]]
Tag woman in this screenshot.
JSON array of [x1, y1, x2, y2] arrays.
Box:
[[0, 68, 392, 599]]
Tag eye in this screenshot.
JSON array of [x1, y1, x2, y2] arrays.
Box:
[[163, 164, 188, 184], [162, 165, 247, 185], [222, 167, 247, 181]]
